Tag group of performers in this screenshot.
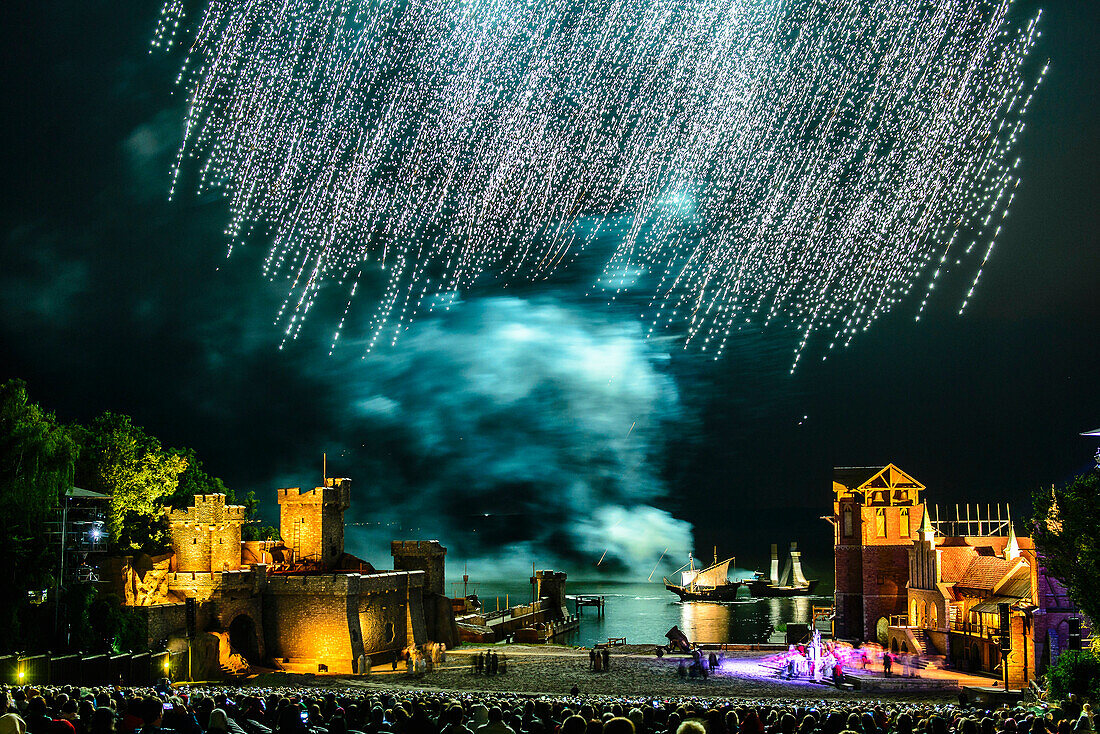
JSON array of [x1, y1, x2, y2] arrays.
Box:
[[403, 642, 448, 675], [771, 633, 923, 685], [774, 630, 852, 686]]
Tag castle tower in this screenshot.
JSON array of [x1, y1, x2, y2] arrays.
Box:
[[278, 477, 351, 569], [165, 494, 247, 572], [831, 464, 926, 641], [534, 570, 568, 619], [391, 540, 446, 595]]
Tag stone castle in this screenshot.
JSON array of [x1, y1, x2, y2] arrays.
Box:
[[830, 463, 1089, 687], [112, 477, 458, 678]]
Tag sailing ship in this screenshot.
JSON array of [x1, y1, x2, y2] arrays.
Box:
[[664, 549, 741, 601], [745, 542, 819, 597]]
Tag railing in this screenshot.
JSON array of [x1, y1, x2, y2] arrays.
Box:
[[890, 614, 912, 628], [948, 619, 996, 640]]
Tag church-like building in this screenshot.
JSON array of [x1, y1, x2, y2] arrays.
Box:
[[108, 477, 457, 679], [829, 464, 1088, 688]]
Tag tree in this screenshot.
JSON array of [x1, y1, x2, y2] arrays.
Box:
[[1048, 649, 1100, 702], [1031, 467, 1100, 625], [240, 489, 281, 541], [74, 413, 188, 552], [0, 379, 78, 651], [165, 446, 233, 508]]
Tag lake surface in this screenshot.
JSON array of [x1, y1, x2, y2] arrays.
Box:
[[468, 580, 831, 647]]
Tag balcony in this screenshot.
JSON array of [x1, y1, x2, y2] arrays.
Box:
[[948, 619, 996, 640]]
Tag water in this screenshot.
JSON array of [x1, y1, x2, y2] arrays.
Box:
[[463, 580, 831, 648]]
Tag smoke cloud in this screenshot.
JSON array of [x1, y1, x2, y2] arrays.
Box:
[[327, 296, 692, 580]]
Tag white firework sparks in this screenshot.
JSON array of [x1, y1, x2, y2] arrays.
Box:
[[154, 0, 1044, 368]]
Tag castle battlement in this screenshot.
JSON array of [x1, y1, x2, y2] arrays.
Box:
[[263, 569, 424, 596], [279, 479, 351, 568], [391, 540, 446, 557], [165, 493, 247, 525], [165, 493, 245, 573]]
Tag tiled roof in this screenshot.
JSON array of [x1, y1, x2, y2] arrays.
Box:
[[958, 555, 1017, 591], [939, 546, 978, 583]]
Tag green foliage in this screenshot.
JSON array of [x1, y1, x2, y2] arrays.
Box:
[[166, 446, 234, 508], [1032, 468, 1100, 625], [74, 413, 188, 552], [241, 490, 281, 541], [1049, 649, 1100, 703], [0, 378, 78, 651], [87, 592, 148, 653]]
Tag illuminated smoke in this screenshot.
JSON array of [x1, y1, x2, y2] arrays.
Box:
[[330, 297, 692, 578], [155, 0, 1044, 369]]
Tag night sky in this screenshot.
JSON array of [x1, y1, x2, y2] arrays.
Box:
[[2, 0, 1097, 582]]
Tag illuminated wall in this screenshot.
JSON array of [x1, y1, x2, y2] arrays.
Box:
[[166, 494, 246, 572], [278, 478, 351, 568], [262, 570, 425, 674]]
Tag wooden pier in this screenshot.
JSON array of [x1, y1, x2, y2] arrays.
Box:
[[573, 595, 605, 617]]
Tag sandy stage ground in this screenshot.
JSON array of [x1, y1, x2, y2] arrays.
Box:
[[313, 645, 992, 702]]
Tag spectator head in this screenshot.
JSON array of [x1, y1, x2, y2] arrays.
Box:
[[678, 722, 706, 734], [142, 700, 164, 728], [208, 709, 229, 733], [562, 716, 587, 734], [0, 714, 27, 734], [603, 719, 635, 734]]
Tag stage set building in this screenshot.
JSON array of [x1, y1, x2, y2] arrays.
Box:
[[106, 477, 459, 679], [829, 464, 1089, 688]]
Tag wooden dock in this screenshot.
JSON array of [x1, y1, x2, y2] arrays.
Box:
[[573, 595, 605, 617]]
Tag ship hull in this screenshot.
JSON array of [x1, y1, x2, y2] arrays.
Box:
[[745, 578, 820, 598], [665, 582, 743, 602]]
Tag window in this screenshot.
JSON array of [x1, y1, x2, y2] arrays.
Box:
[[842, 506, 854, 537], [900, 507, 911, 538], [876, 508, 887, 538]]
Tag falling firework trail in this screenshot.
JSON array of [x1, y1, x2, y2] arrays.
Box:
[[154, 0, 1044, 368]]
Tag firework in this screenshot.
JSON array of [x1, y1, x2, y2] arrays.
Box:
[[155, 0, 1043, 368]]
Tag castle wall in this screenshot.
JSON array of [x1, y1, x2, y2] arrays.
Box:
[[391, 540, 446, 596], [262, 571, 424, 674]]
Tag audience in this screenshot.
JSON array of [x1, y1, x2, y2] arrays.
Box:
[[0, 681, 1083, 734]]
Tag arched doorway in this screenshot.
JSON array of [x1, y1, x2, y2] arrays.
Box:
[[228, 614, 260, 664], [890, 638, 899, 653], [876, 617, 890, 646]]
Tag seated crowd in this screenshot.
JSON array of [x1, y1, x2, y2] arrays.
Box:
[[0, 684, 1093, 734]]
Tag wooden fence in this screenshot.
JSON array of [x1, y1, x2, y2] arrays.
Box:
[[0, 650, 182, 685]]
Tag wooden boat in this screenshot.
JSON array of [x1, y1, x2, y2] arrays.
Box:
[[664, 549, 742, 601]]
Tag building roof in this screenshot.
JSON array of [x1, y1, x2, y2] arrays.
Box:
[[833, 467, 885, 490], [65, 486, 109, 499], [957, 555, 1018, 591], [940, 546, 978, 582], [997, 571, 1033, 599]]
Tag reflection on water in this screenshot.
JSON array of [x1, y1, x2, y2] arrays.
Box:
[[477, 580, 828, 646], [680, 595, 813, 643]]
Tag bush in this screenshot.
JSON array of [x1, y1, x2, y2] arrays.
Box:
[[1049, 649, 1100, 702]]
